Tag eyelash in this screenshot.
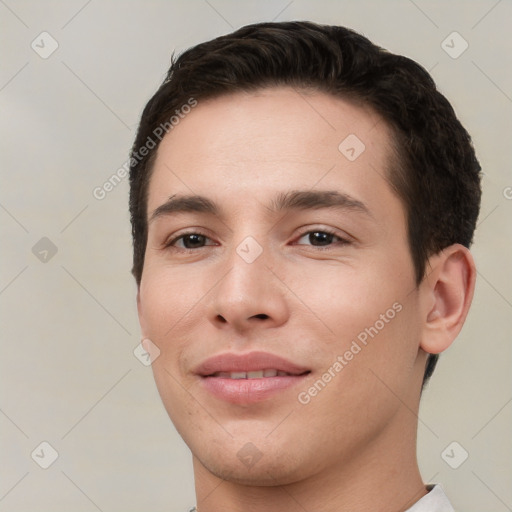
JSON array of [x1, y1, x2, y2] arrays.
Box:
[[165, 227, 350, 251], [165, 231, 216, 251]]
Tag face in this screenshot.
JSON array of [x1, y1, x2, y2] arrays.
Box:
[[138, 88, 427, 485]]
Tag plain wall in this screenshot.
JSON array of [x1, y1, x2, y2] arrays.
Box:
[[1, 1, 511, 511]]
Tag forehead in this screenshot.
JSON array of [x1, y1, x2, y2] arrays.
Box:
[[147, 87, 399, 218]]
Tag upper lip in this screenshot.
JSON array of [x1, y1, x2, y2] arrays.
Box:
[[195, 351, 310, 376]]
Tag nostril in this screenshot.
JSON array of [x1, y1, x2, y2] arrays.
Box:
[[216, 315, 227, 323], [252, 314, 269, 320]]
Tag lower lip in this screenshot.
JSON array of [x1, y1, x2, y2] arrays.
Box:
[[200, 375, 309, 404]]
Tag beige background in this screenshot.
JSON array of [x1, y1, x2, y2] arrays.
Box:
[[1, 1, 511, 511]]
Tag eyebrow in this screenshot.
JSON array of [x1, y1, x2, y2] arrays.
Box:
[[150, 195, 219, 223], [149, 190, 372, 223], [269, 190, 371, 216]]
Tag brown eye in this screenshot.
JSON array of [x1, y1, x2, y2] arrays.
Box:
[[181, 234, 207, 248], [296, 230, 347, 247], [307, 231, 335, 246], [168, 233, 213, 249]]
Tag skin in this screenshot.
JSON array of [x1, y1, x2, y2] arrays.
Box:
[[137, 87, 476, 512]]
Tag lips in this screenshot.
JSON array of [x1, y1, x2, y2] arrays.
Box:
[[195, 351, 311, 404], [195, 351, 310, 377]]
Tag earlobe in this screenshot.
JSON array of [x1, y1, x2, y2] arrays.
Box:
[[420, 244, 476, 355]]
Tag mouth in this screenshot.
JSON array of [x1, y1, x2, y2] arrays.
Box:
[[208, 369, 309, 379], [195, 351, 310, 378], [195, 351, 311, 404]]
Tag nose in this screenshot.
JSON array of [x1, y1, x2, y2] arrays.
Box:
[[207, 245, 289, 333]]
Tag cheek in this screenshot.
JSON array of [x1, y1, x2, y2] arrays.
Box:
[[139, 265, 209, 335], [291, 251, 420, 385], [289, 259, 411, 342], [138, 269, 203, 427], [324, 281, 421, 399], [138, 267, 208, 381]]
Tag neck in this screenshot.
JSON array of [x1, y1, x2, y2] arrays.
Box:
[[192, 406, 427, 512]]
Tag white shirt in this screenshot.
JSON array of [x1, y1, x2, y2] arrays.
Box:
[[406, 485, 454, 512]]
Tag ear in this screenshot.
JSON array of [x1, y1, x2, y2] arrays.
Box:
[[419, 244, 476, 354]]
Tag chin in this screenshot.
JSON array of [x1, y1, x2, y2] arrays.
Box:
[[190, 432, 320, 488], [197, 453, 306, 487]]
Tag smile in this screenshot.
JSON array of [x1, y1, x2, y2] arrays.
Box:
[[195, 351, 311, 404], [210, 370, 298, 379]]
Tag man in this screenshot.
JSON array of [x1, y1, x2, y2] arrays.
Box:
[[129, 21, 481, 511]]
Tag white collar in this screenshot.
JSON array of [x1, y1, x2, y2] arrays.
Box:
[[406, 485, 454, 512]]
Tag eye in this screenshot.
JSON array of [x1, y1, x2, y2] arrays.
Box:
[[166, 232, 216, 250], [295, 229, 348, 247]]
